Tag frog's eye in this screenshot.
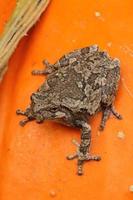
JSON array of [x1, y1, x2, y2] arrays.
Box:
[[51, 108, 57, 112]]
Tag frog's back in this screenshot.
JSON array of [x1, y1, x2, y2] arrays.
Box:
[[38, 46, 120, 115]]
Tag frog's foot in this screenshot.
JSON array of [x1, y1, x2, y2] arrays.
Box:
[[16, 108, 34, 126], [32, 68, 52, 75], [32, 59, 53, 75], [99, 105, 122, 131], [16, 109, 27, 116], [66, 139, 101, 175], [111, 106, 122, 120], [19, 118, 31, 126]]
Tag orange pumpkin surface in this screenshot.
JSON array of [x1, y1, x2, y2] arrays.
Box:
[[0, 0, 133, 199]]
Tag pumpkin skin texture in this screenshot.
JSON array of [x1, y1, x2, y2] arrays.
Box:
[[0, 0, 133, 200]]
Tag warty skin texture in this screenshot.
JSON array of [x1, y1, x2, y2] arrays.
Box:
[[17, 45, 122, 175]]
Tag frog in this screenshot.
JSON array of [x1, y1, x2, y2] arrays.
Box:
[[16, 45, 122, 175]]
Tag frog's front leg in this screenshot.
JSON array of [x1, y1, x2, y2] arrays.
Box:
[[32, 55, 70, 75], [67, 121, 101, 175], [16, 107, 34, 126], [32, 59, 54, 75]]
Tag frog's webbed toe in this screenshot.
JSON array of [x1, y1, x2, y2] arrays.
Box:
[[67, 139, 101, 175], [66, 120, 101, 175], [32, 59, 54, 75], [99, 105, 122, 131], [16, 108, 34, 126]]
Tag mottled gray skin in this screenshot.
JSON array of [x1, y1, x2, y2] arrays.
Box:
[[16, 45, 122, 175]]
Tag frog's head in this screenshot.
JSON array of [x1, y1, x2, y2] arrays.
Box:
[[30, 92, 59, 123], [16, 92, 63, 126]]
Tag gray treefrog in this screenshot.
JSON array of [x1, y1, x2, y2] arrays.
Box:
[[16, 45, 122, 175]]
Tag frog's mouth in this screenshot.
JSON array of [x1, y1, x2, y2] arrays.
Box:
[[16, 107, 35, 126]]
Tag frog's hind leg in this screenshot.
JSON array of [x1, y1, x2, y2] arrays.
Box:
[[67, 120, 101, 175], [99, 105, 122, 131]]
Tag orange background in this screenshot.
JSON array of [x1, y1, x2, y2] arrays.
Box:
[[0, 0, 133, 199]]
